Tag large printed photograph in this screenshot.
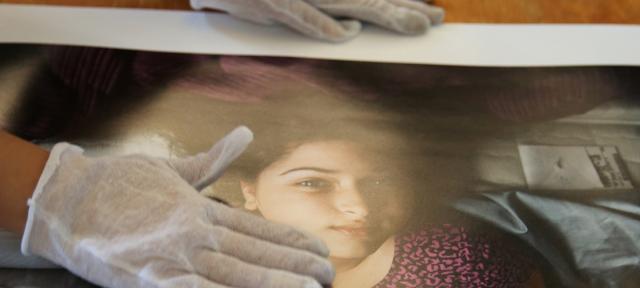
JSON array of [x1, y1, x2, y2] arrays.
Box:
[[1, 45, 639, 288]]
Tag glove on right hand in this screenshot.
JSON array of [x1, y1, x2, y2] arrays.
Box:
[[191, 0, 445, 42], [21, 126, 334, 288]]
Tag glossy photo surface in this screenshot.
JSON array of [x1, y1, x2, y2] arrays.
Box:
[[1, 45, 639, 288]]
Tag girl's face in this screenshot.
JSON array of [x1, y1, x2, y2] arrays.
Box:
[[241, 140, 412, 259]]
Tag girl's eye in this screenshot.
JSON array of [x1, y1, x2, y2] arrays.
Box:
[[295, 179, 332, 191]]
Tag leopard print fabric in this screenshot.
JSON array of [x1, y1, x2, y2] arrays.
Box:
[[374, 224, 533, 288]]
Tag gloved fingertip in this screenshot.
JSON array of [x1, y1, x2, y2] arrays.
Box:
[[428, 6, 445, 25], [399, 12, 431, 35], [322, 261, 337, 284], [228, 125, 254, 143], [340, 20, 362, 33], [304, 254, 335, 284], [213, 126, 253, 156], [315, 237, 331, 257], [324, 20, 362, 43], [186, 126, 254, 191], [189, 0, 202, 10]]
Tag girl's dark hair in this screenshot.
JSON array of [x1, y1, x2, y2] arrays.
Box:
[[8, 46, 197, 140], [10, 46, 637, 141], [9, 47, 133, 140]]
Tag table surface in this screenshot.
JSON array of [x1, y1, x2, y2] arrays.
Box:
[[1, 0, 640, 23]]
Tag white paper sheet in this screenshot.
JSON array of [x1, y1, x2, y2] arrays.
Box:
[[1, 4, 640, 66], [518, 145, 634, 190]]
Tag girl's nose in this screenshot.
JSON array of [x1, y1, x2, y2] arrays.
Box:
[[335, 184, 369, 219]]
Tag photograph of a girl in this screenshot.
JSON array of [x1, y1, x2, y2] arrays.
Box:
[[223, 112, 536, 288], [2, 45, 639, 288]]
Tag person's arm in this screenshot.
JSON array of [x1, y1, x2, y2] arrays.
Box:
[[0, 130, 49, 234]]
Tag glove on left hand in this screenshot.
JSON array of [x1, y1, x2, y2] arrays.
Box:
[[21, 126, 334, 288]]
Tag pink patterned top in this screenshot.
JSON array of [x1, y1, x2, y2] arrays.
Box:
[[374, 224, 533, 288]]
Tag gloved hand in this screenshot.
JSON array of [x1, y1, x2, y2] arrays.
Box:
[[190, 0, 445, 42], [20, 126, 334, 288]]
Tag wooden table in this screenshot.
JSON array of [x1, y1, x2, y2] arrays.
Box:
[[1, 0, 640, 23]]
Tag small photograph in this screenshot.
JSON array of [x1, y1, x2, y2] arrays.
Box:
[[1, 45, 639, 288], [586, 146, 634, 189], [519, 145, 634, 191]]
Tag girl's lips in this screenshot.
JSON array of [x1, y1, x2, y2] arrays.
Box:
[[330, 225, 369, 238]]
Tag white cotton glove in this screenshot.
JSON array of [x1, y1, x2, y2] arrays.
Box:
[[20, 126, 334, 288], [191, 0, 445, 42]]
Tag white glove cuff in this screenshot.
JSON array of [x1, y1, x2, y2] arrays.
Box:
[[20, 143, 84, 255]]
